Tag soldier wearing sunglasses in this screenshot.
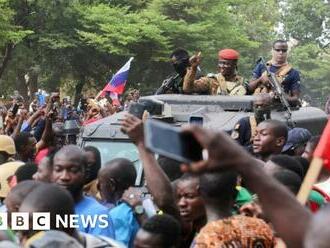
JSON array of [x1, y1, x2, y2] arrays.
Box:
[[248, 40, 301, 106]]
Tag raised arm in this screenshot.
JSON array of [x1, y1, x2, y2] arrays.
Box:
[[121, 114, 179, 219], [11, 109, 28, 139], [182, 53, 212, 94], [36, 112, 53, 152], [184, 126, 311, 248]]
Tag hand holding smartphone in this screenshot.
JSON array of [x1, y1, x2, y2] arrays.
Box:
[[144, 119, 203, 164]]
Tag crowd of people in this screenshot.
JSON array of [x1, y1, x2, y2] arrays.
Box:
[[0, 39, 328, 248]]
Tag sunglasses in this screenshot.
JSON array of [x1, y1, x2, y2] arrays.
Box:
[[273, 48, 288, 53]]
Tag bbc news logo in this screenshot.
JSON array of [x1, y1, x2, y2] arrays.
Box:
[[0, 213, 110, 230]]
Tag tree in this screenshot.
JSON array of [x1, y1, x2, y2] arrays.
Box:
[[281, 0, 330, 106], [0, 0, 32, 81]]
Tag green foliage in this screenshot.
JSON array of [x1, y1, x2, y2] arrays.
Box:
[[282, 0, 330, 44], [290, 43, 330, 105], [0, 0, 32, 46], [76, 4, 171, 58], [0, 0, 328, 107], [281, 0, 330, 105]]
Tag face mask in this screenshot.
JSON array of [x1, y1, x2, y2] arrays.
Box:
[[173, 58, 189, 76]]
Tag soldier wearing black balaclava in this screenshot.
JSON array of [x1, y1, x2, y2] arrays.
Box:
[[155, 48, 201, 95]]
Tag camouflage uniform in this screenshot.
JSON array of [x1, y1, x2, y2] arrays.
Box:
[[183, 67, 247, 96]]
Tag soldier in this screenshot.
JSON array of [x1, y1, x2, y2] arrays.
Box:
[[155, 48, 200, 94], [248, 40, 301, 106], [183, 49, 247, 96], [231, 93, 272, 150]]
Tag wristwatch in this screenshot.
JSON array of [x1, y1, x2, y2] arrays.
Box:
[[134, 205, 145, 215]]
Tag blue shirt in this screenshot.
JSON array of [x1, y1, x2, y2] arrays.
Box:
[[37, 94, 46, 106], [75, 196, 115, 239], [109, 202, 139, 248], [21, 119, 45, 142], [252, 62, 301, 93]]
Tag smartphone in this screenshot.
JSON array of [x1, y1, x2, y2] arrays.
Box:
[[144, 119, 203, 164], [11, 103, 19, 116], [189, 115, 203, 126]]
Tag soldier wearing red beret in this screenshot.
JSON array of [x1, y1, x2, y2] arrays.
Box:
[[183, 49, 248, 96]]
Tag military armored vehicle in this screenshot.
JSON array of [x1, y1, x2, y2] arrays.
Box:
[[79, 94, 328, 184]]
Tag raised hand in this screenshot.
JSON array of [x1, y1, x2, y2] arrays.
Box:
[[189, 52, 202, 69], [121, 113, 144, 146], [182, 125, 253, 173]]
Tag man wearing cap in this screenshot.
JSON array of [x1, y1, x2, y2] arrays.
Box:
[[248, 40, 301, 106], [183, 49, 247, 96], [0, 135, 18, 165], [0, 135, 24, 199], [282, 128, 312, 156]]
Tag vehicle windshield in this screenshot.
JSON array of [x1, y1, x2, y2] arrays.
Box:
[[83, 140, 143, 185]]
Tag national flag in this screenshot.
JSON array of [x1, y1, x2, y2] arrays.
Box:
[[297, 119, 330, 204], [101, 57, 134, 95], [313, 119, 330, 169], [110, 92, 121, 106]]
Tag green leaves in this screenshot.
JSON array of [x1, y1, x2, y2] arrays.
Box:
[[0, 0, 33, 46], [0, 0, 328, 105], [282, 0, 330, 44]]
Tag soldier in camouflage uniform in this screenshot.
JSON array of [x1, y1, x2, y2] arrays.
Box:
[[183, 49, 248, 96]]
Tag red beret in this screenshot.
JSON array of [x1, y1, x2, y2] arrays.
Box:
[[218, 49, 240, 60]]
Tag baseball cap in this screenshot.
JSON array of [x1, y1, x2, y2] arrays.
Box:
[[0, 135, 16, 155], [282, 128, 312, 152], [0, 161, 24, 198]]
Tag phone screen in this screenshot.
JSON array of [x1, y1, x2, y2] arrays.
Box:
[[12, 104, 19, 116], [189, 116, 203, 126], [144, 119, 203, 163]]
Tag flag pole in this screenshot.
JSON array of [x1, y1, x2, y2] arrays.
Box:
[[297, 120, 330, 205], [296, 157, 323, 204]]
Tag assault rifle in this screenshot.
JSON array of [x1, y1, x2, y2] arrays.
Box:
[[259, 57, 295, 127], [155, 74, 180, 95]]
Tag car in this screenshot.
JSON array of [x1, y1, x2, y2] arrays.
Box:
[[79, 94, 328, 184]]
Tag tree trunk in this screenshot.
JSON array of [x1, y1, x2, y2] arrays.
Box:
[[0, 43, 15, 80], [28, 70, 38, 100], [74, 76, 86, 107], [48, 72, 61, 92], [16, 69, 29, 102]]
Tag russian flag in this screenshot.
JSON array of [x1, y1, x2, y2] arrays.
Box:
[[101, 57, 134, 95]]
